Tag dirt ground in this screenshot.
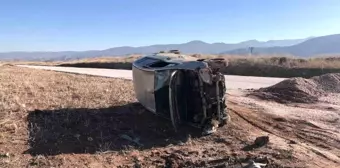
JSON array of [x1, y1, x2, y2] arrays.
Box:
[[0, 65, 339, 168], [252, 73, 340, 104]]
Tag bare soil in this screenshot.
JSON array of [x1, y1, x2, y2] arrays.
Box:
[[0, 65, 339, 167], [253, 73, 340, 103]]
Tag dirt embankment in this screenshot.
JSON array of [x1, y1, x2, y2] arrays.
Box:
[[252, 73, 340, 103]]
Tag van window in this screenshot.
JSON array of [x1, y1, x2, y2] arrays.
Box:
[[148, 61, 172, 68], [135, 57, 159, 65]]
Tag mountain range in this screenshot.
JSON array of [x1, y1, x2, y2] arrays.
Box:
[[1, 34, 340, 61], [224, 34, 340, 57]]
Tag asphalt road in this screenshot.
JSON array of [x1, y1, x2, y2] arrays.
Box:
[[18, 65, 286, 90]]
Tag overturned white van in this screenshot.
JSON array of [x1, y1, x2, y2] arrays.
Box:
[[132, 52, 229, 135]]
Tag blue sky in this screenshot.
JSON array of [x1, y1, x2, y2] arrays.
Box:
[[0, 0, 340, 51]]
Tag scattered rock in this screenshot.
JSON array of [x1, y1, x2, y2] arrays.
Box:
[[0, 153, 10, 158], [288, 140, 298, 144], [326, 107, 335, 110], [242, 136, 270, 151], [273, 117, 287, 122], [254, 136, 269, 147], [243, 160, 267, 168]]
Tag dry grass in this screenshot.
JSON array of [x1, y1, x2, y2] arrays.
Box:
[[6, 54, 143, 66], [44, 54, 340, 78], [227, 55, 340, 69], [11, 54, 340, 69]]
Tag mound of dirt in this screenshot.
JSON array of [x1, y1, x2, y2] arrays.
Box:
[[311, 73, 340, 93], [253, 73, 340, 103]]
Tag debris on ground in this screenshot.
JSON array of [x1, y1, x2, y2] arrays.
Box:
[[254, 136, 269, 147], [242, 136, 270, 151], [243, 160, 267, 168], [0, 153, 10, 158], [252, 73, 340, 103]]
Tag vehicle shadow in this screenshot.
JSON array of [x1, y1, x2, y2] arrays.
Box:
[[25, 102, 201, 156]]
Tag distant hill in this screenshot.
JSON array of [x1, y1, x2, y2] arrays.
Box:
[[224, 34, 340, 57], [0, 37, 309, 61]]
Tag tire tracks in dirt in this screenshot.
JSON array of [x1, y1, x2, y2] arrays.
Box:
[[227, 100, 340, 165]]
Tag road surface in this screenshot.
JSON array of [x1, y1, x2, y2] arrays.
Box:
[[17, 65, 286, 90]]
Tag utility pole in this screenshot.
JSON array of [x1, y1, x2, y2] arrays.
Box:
[[249, 47, 254, 56]]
